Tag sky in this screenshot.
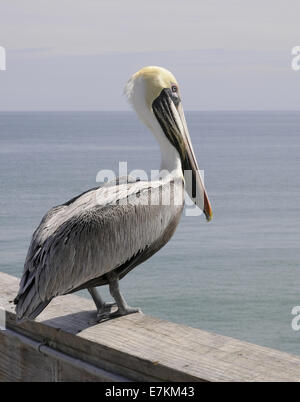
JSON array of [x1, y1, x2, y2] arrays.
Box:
[[0, 0, 299, 111]]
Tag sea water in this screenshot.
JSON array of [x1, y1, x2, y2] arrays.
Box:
[[0, 111, 300, 355]]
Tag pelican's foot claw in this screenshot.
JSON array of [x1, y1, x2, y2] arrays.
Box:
[[97, 306, 142, 321], [96, 302, 117, 320], [113, 306, 142, 318]]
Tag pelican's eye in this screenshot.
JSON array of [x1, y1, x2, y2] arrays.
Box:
[[166, 85, 180, 108]]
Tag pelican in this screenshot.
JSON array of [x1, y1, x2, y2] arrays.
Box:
[[15, 66, 213, 322]]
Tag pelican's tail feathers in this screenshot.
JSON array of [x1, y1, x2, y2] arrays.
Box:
[[14, 281, 51, 323]]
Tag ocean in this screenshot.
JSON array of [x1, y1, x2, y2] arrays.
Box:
[[0, 111, 300, 355]]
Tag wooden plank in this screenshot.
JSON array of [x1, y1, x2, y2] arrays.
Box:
[[0, 271, 300, 382], [0, 329, 119, 382]]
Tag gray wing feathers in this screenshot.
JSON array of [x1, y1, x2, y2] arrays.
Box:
[[15, 178, 183, 320]]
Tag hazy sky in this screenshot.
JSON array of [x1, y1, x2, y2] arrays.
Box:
[[0, 0, 299, 110]]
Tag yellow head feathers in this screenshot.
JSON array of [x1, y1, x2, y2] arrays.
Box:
[[125, 66, 179, 109]]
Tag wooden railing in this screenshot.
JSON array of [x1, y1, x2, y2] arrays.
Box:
[[1, 272, 300, 382]]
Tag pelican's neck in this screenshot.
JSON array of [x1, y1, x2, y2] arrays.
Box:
[[132, 106, 183, 179], [155, 129, 183, 178]]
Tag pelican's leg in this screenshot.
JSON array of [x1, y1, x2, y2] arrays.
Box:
[[106, 273, 141, 318], [88, 287, 116, 317]]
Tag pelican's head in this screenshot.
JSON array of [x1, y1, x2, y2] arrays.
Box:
[[125, 66, 213, 222]]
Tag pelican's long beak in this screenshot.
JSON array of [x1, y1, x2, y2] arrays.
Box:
[[152, 89, 213, 221]]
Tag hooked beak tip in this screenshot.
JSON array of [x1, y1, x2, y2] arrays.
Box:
[[205, 211, 213, 222], [204, 195, 213, 222]]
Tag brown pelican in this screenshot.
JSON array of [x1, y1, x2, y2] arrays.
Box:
[[15, 66, 213, 322]]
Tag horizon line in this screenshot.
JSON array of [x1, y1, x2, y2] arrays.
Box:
[[0, 109, 300, 113]]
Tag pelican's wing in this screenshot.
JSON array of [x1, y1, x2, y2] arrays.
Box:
[[15, 177, 183, 320]]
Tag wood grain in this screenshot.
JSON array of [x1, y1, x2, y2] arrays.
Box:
[[0, 271, 300, 382]]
